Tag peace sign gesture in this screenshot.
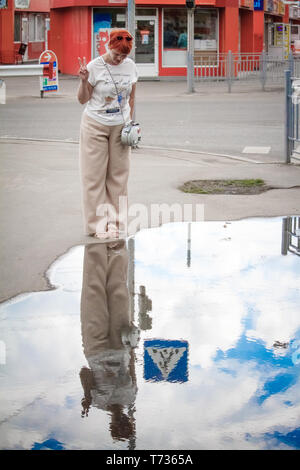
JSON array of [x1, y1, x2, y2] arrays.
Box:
[[78, 57, 89, 82]]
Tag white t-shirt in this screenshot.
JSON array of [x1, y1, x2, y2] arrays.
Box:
[[84, 56, 138, 126]]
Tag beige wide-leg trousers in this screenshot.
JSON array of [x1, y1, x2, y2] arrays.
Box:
[[79, 112, 130, 235], [80, 241, 130, 357]]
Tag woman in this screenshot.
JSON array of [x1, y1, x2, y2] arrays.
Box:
[[77, 29, 138, 240]]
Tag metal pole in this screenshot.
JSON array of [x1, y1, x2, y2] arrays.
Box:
[[285, 69, 292, 163], [260, 50, 267, 91], [127, 0, 135, 62], [288, 51, 294, 75], [296, 100, 299, 141], [187, 8, 195, 94], [127, 0, 136, 124], [128, 237, 135, 323], [281, 217, 288, 255], [187, 222, 191, 267], [227, 50, 232, 93]]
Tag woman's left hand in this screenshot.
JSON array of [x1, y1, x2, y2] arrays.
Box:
[[78, 57, 89, 82]]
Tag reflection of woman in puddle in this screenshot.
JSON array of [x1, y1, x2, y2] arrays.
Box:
[[79, 240, 139, 448]]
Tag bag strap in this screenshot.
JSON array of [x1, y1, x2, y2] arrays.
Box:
[[100, 55, 126, 124]]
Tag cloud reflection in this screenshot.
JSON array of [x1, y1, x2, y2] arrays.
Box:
[[0, 217, 299, 449]]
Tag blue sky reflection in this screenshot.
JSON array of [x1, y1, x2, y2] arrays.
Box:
[[0, 217, 299, 450]]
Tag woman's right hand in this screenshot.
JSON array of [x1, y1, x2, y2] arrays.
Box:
[[78, 57, 89, 82]]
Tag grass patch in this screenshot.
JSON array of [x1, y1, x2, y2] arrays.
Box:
[[179, 178, 270, 195], [223, 179, 265, 187]]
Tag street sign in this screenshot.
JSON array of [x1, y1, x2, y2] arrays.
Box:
[[254, 0, 264, 10], [144, 339, 189, 383], [39, 50, 59, 95]]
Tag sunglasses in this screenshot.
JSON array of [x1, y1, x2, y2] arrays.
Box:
[[116, 36, 133, 42]]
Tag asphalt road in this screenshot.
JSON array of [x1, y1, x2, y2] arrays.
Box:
[[0, 75, 285, 162]]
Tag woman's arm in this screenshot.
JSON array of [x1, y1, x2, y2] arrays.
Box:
[[78, 80, 93, 105], [129, 83, 136, 120], [77, 56, 93, 105]]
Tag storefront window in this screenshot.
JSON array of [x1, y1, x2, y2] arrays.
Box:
[[194, 9, 218, 52], [29, 14, 35, 41], [93, 8, 126, 58], [194, 9, 218, 65], [136, 19, 155, 64], [163, 8, 218, 67], [36, 15, 45, 41], [163, 8, 187, 66], [14, 12, 21, 42], [29, 14, 45, 42]]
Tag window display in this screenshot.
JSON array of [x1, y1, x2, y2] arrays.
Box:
[[14, 12, 21, 42], [163, 8, 218, 67], [163, 8, 187, 66], [93, 9, 126, 58]]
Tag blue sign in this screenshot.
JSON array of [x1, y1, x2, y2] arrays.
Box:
[[144, 339, 189, 383], [93, 12, 112, 33], [254, 0, 264, 10]]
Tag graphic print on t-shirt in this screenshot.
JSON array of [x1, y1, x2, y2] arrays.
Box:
[[101, 73, 132, 112]]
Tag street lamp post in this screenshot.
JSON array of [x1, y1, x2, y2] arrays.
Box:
[[186, 0, 195, 93], [127, 0, 136, 62]]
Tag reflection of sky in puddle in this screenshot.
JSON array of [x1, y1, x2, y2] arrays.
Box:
[[0, 217, 300, 450]]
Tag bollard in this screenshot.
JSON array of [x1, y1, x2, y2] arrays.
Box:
[[0, 78, 5, 104]]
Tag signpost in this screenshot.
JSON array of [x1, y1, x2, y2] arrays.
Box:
[[127, 0, 135, 61], [39, 50, 58, 98], [186, 0, 195, 93]]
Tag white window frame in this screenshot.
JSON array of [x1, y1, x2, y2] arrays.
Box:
[[29, 13, 45, 42], [135, 13, 159, 76]]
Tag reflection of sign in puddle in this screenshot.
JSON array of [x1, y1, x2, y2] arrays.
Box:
[[144, 340, 188, 382]]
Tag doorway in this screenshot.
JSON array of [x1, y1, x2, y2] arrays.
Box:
[[135, 16, 158, 77]]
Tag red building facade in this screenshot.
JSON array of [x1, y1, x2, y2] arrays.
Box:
[[0, 0, 50, 64], [48, 0, 293, 77], [1, 0, 300, 74]]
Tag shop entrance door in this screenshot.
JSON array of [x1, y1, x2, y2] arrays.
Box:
[[135, 16, 158, 77]]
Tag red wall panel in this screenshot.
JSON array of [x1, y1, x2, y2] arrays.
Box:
[[0, 4, 14, 63], [49, 6, 91, 75]]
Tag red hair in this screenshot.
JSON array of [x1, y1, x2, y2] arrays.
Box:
[[108, 29, 133, 55]]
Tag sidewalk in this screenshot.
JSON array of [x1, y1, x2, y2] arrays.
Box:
[[0, 137, 300, 303]]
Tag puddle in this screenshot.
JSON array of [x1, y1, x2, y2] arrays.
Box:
[[0, 216, 300, 450]]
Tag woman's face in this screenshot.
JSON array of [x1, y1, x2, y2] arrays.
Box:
[[109, 49, 128, 65]]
